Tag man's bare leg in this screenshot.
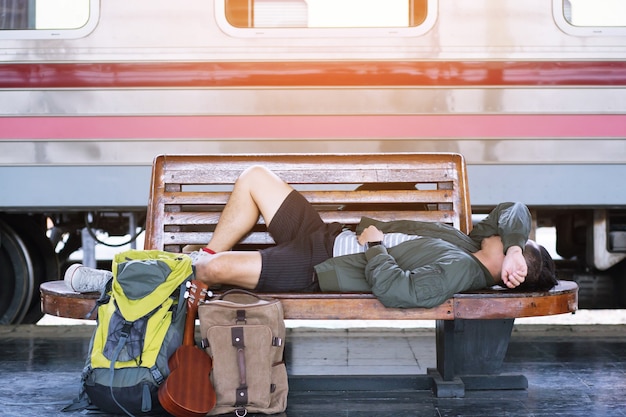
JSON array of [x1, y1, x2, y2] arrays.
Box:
[[194, 165, 294, 289], [206, 165, 294, 252]]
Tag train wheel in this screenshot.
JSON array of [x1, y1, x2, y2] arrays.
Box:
[[0, 219, 34, 324], [0, 215, 60, 324], [9, 214, 60, 323]]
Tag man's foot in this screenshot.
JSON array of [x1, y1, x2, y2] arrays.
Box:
[[64, 264, 113, 293]]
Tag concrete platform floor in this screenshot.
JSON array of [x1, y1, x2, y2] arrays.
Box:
[[1, 323, 625, 417]]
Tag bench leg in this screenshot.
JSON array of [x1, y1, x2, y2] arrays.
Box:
[[431, 318, 528, 398], [432, 320, 465, 397], [452, 318, 514, 375]]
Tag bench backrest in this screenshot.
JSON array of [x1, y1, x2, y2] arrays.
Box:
[[144, 153, 471, 253]]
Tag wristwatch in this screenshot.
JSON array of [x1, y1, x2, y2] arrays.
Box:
[[366, 241, 383, 249]]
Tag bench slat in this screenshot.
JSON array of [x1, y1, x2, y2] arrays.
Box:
[[156, 154, 464, 182], [452, 281, 579, 319], [161, 189, 456, 205], [277, 297, 454, 320], [167, 170, 459, 185], [160, 210, 457, 228]]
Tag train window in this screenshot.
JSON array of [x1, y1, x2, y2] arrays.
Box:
[[0, 0, 98, 39], [554, 0, 626, 35], [216, 0, 436, 37]]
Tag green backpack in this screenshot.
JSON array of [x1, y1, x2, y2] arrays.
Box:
[[64, 250, 193, 416]]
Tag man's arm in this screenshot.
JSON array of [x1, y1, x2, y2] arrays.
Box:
[[358, 227, 487, 307], [501, 246, 527, 288], [469, 202, 532, 254], [361, 246, 483, 308], [471, 202, 532, 288]]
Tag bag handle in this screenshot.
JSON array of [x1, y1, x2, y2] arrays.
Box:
[[218, 288, 263, 301]]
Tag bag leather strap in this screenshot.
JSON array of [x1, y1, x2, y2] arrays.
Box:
[[231, 327, 248, 407]]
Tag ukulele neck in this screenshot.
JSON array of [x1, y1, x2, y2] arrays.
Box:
[[182, 281, 208, 346]]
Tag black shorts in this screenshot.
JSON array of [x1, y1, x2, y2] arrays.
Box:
[[256, 190, 342, 292]]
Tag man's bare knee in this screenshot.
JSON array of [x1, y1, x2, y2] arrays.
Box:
[[195, 252, 261, 289], [237, 165, 279, 190], [236, 165, 293, 224], [201, 253, 231, 282]]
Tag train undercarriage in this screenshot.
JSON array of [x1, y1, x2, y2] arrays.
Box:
[[0, 210, 145, 324]]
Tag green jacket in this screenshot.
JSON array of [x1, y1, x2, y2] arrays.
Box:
[[314, 202, 532, 308]]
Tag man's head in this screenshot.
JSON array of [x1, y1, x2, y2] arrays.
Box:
[[518, 240, 558, 291]]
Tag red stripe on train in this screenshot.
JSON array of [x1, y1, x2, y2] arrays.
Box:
[[0, 115, 624, 140], [1, 61, 626, 88]]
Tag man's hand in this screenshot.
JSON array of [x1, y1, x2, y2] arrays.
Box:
[[501, 246, 527, 288], [357, 225, 384, 246]]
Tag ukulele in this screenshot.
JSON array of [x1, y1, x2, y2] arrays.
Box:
[[158, 280, 216, 417]]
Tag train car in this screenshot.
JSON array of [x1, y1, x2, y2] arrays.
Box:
[[1, 0, 625, 323]]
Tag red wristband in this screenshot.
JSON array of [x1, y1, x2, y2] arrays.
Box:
[[201, 247, 216, 255]]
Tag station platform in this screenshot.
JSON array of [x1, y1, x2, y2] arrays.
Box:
[[1, 322, 625, 417]]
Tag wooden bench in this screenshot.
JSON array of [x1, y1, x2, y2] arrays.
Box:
[[41, 153, 578, 397]]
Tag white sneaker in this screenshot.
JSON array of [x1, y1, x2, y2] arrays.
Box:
[[187, 250, 215, 266], [64, 264, 113, 293]]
